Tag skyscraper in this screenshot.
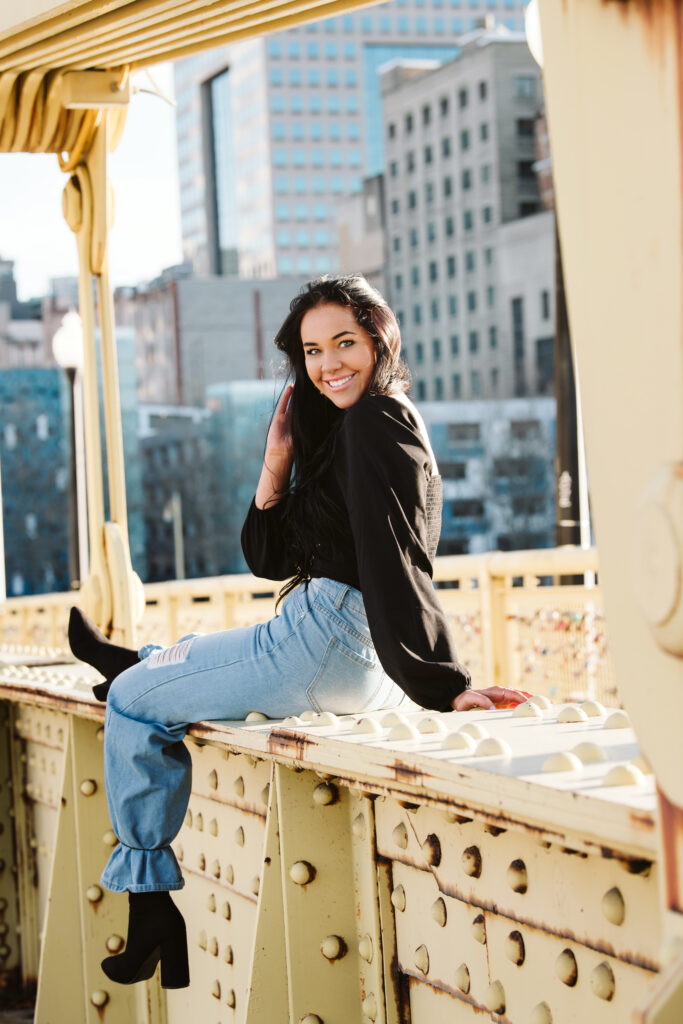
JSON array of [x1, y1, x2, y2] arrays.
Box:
[[174, 3, 529, 279]]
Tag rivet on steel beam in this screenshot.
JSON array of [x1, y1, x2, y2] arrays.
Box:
[[90, 991, 109, 1008], [476, 736, 512, 757], [484, 824, 506, 836], [352, 813, 367, 840], [209, 817, 218, 836], [358, 935, 373, 962], [86, 885, 103, 904], [619, 857, 651, 876], [601, 887, 625, 926], [208, 769, 218, 789], [555, 948, 578, 986], [418, 717, 447, 734], [505, 930, 525, 965], [392, 823, 408, 849], [261, 784, 270, 805], [512, 700, 543, 719], [211, 979, 221, 999], [361, 994, 378, 1021], [471, 914, 486, 944], [176, 845, 184, 863], [198, 930, 207, 951], [225, 864, 235, 884], [321, 935, 346, 960], [313, 782, 337, 806], [95, 727, 104, 742], [484, 981, 505, 1014], [530, 1002, 553, 1024], [454, 963, 470, 993], [211, 860, 221, 879], [604, 710, 630, 729], [300, 1016, 323, 1024], [582, 700, 605, 717], [572, 742, 607, 764], [421, 834, 441, 866], [235, 827, 245, 847], [246, 711, 268, 722], [443, 731, 476, 752], [445, 811, 473, 824], [106, 935, 124, 954], [604, 764, 645, 787], [196, 813, 204, 832], [102, 830, 117, 848], [225, 989, 236, 1008], [388, 722, 421, 741], [462, 846, 482, 878], [459, 722, 488, 740], [414, 945, 429, 974], [591, 962, 615, 1001], [431, 897, 447, 927], [209, 937, 218, 957], [251, 876, 260, 895], [0, 946, 10, 960], [206, 894, 216, 913], [528, 695, 552, 710], [507, 859, 528, 893], [224, 945, 234, 964], [557, 705, 588, 724], [222, 901, 231, 920], [184, 809, 192, 828], [234, 776, 245, 797], [542, 752, 583, 773], [0, 925, 8, 938], [79, 778, 97, 797], [352, 717, 383, 734], [391, 885, 406, 912], [290, 861, 316, 885], [198, 854, 206, 871]]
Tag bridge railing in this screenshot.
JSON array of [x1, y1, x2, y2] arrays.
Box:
[[0, 545, 617, 706]]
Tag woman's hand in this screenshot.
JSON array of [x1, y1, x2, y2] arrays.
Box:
[[265, 383, 294, 464], [451, 686, 532, 711]]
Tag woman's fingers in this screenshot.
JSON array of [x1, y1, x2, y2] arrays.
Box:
[[451, 686, 532, 711], [278, 383, 294, 417], [452, 690, 496, 711]]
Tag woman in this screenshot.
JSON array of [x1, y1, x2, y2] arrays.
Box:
[[69, 275, 526, 989]]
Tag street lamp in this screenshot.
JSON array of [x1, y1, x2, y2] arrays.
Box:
[[53, 310, 88, 589]]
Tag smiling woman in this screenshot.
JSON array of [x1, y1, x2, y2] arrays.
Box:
[[67, 273, 526, 991]]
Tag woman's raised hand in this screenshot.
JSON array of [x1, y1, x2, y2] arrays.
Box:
[[265, 383, 294, 463], [451, 686, 532, 712]]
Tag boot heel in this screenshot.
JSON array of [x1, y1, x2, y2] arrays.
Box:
[[160, 918, 189, 989]]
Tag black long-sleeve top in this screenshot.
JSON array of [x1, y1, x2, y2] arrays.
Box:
[[240, 393, 471, 711]]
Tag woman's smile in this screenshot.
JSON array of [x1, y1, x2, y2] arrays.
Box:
[[300, 303, 377, 409]]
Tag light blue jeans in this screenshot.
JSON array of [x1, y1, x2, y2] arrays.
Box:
[[100, 577, 404, 892]]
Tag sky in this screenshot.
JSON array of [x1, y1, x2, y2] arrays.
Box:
[[0, 63, 183, 301]]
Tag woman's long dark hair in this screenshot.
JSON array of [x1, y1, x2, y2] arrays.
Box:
[[271, 275, 410, 603]]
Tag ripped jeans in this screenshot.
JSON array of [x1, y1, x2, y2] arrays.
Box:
[[100, 577, 405, 892]]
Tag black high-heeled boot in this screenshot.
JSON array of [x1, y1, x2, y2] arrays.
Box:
[[68, 606, 141, 701], [102, 891, 189, 988]]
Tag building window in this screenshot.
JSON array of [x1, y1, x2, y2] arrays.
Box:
[[452, 498, 484, 517], [449, 295, 458, 317], [467, 291, 477, 312], [449, 421, 480, 441], [443, 176, 452, 197], [391, 198, 400, 214], [390, 160, 398, 178], [425, 182, 435, 203], [442, 136, 451, 158], [432, 338, 442, 361], [416, 380, 427, 400], [536, 337, 554, 394], [489, 325, 498, 348], [434, 376, 444, 400], [415, 341, 424, 363], [413, 304, 422, 324], [447, 255, 456, 278], [392, 236, 401, 252], [445, 215, 454, 237], [410, 227, 419, 248], [388, 122, 396, 139], [424, 144, 433, 164], [482, 206, 493, 224], [518, 160, 535, 179], [450, 334, 459, 355], [411, 266, 420, 286], [440, 96, 449, 116], [484, 247, 493, 266], [460, 129, 470, 151], [541, 289, 551, 319], [429, 261, 438, 282], [517, 118, 535, 137], [470, 370, 482, 396], [430, 299, 439, 321], [394, 273, 403, 291], [519, 202, 539, 217], [408, 190, 417, 210], [515, 75, 536, 99], [511, 296, 526, 396], [407, 151, 415, 172], [422, 103, 432, 125], [486, 285, 495, 308], [480, 122, 489, 142], [427, 221, 436, 242], [490, 367, 499, 393], [458, 87, 468, 109], [478, 80, 488, 100], [461, 169, 472, 191], [511, 419, 542, 440], [468, 330, 479, 353], [463, 210, 473, 231], [451, 374, 462, 399], [465, 250, 475, 272], [405, 112, 414, 134], [481, 164, 491, 184]]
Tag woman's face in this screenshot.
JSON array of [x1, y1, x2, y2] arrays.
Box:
[[300, 303, 377, 409]]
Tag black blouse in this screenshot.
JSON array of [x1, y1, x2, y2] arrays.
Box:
[[240, 393, 471, 711]]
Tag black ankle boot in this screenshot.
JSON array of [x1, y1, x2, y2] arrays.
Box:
[[102, 891, 189, 988], [68, 607, 140, 702]]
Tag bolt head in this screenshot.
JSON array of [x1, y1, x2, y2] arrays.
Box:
[[86, 885, 103, 904], [90, 990, 109, 1008], [555, 948, 578, 986], [591, 962, 615, 1001], [106, 935, 124, 953], [79, 779, 97, 797], [313, 782, 337, 806], [601, 887, 625, 926], [390, 885, 406, 912], [358, 935, 373, 962], [290, 860, 315, 885], [320, 935, 345, 960]]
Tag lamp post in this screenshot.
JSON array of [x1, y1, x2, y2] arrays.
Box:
[[53, 310, 88, 590]]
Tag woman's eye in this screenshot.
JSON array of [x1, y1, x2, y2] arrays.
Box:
[[339, 338, 354, 348], [305, 347, 320, 357]]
